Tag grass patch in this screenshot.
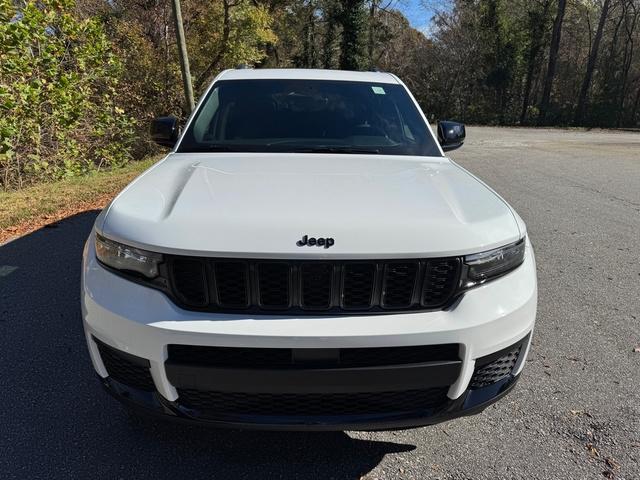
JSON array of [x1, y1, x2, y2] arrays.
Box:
[[0, 157, 159, 242]]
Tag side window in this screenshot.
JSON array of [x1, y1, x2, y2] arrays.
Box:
[[192, 88, 220, 142]]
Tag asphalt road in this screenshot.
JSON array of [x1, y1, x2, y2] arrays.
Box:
[[1, 127, 639, 479]]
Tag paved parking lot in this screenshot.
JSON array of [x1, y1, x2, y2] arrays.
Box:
[[1, 127, 638, 479]]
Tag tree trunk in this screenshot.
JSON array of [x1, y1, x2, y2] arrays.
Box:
[[367, 0, 378, 68], [520, 0, 552, 124], [631, 81, 640, 126], [616, 2, 637, 127], [538, 0, 567, 125], [574, 0, 611, 126], [339, 0, 365, 70], [194, 0, 233, 91], [322, 1, 338, 68], [302, 5, 318, 67]]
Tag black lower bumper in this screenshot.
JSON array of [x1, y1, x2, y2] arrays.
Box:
[[95, 335, 529, 431], [100, 373, 521, 431]]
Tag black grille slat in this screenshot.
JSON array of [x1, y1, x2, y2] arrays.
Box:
[[341, 263, 376, 309], [166, 258, 461, 314], [381, 262, 419, 308], [300, 263, 333, 310], [422, 259, 460, 308], [177, 387, 448, 417], [171, 259, 208, 306], [214, 262, 249, 308], [258, 263, 291, 308]]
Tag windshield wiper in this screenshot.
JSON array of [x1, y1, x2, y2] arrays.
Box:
[[190, 144, 239, 152], [293, 146, 380, 154], [186, 144, 381, 154]]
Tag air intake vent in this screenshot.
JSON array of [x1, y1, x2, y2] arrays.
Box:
[[177, 387, 449, 418], [300, 263, 333, 310], [422, 259, 460, 307], [95, 338, 155, 391], [341, 263, 376, 309], [470, 346, 521, 389], [258, 263, 291, 308], [382, 262, 419, 308], [170, 258, 208, 306], [214, 262, 249, 308]]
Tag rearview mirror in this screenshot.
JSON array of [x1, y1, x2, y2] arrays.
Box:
[[437, 120, 465, 152], [151, 116, 179, 148]]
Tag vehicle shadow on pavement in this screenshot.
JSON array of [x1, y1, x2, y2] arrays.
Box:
[[0, 211, 416, 479]]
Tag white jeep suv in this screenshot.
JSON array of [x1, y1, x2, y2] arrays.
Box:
[[81, 68, 536, 430]]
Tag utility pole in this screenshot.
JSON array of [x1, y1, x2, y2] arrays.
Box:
[[171, 0, 195, 112]]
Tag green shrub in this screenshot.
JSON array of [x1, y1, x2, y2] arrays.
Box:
[[0, 0, 136, 189]]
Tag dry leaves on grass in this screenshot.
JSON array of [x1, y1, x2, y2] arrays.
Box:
[[0, 192, 115, 244], [1, 157, 158, 245]]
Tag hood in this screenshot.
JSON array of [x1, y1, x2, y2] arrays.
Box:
[[99, 153, 521, 258]]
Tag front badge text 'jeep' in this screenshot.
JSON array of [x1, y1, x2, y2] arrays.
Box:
[[297, 235, 335, 248]]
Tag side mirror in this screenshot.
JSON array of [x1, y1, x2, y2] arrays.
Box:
[[151, 116, 179, 148], [437, 120, 465, 152]]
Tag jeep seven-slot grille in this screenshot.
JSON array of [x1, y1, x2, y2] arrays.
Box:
[[166, 257, 460, 314]]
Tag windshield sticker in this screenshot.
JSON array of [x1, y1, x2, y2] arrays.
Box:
[[371, 86, 386, 95]]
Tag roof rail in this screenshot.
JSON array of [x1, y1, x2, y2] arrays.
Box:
[[236, 63, 252, 69]]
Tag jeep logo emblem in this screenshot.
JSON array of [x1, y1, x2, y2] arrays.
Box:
[[297, 235, 335, 249]]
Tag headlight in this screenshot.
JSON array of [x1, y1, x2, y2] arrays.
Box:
[[95, 234, 162, 278], [463, 238, 525, 287]]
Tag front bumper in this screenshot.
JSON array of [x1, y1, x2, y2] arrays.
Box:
[[100, 371, 522, 431], [82, 232, 537, 430]]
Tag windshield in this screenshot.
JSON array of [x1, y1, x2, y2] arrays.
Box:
[[177, 79, 442, 156]]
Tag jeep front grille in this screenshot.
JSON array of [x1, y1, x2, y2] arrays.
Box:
[[165, 257, 461, 314]]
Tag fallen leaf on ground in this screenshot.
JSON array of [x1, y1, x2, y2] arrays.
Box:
[[570, 409, 592, 417], [605, 457, 620, 471]]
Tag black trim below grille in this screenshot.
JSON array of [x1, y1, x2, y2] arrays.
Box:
[[163, 257, 461, 314], [167, 344, 460, 369], [94, 338, 155, 391], [176, 387, 449, 417]]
